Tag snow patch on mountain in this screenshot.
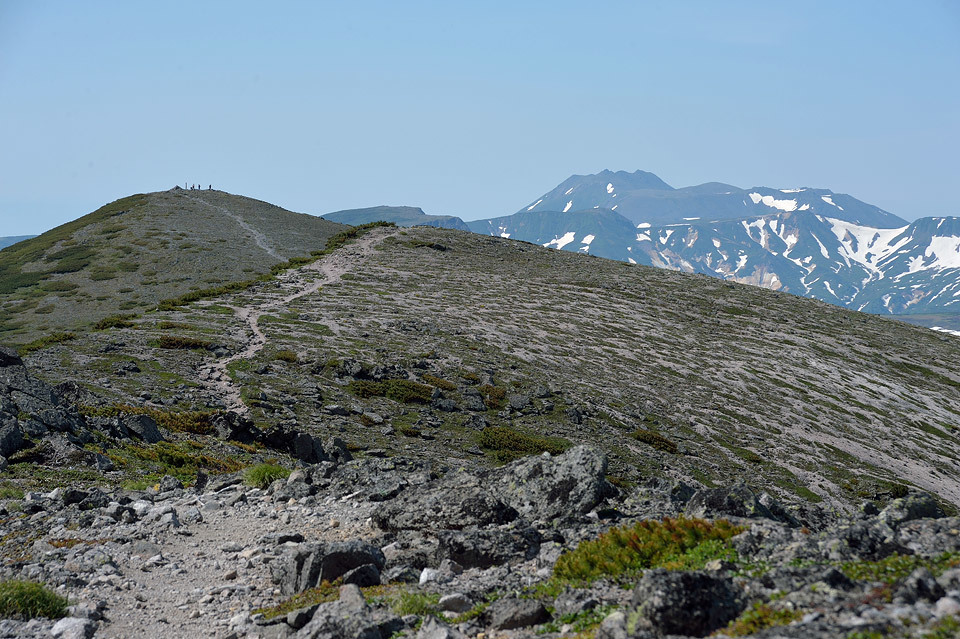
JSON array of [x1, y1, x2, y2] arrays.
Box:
[[563, 201, 573, 213], [527, 199, 543, 211], [544, 231, 576, 250]]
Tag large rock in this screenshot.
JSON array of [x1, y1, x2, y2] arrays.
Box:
[[273, 541, 386, 595], [879, 491, 945, 528], [487, 446, 610, 524], [372, 474, 516, 532], [486, 598, 550, 630], [416, 616, 467, 639], [121, 414, 164, 443], [0, 420, 24, 458], [296, 584, 402, 639], [631, 569, 744, 637], [685, 483, 775, 521], [436, 526, 541, 568]]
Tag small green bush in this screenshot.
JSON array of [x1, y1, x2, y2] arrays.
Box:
[[477, 426, 571, 462], [275, 350, 298, 363], [346, 379, 433, 404], [93, 313, 138, 330], [552, 516, 744, 582], [478, 384, 507, 409], [632, 428, 679, 454], [390, 590, 439, 616], [722, 602, 802, 636], [244, 463, 290, 488], [17, 332, 76, 356], [422, 373, 456, 391], [0, 580, 68, 620], [156, 335, 214, 350]]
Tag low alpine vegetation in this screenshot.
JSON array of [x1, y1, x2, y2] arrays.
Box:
[[553, 516, 744, 582], [0, 580, 68, 620], [244, 463, 290, 488]]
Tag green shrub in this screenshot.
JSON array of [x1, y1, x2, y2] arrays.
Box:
[[346, 379, 433, 404], [422, 373, 456, 391], [244, 463, 290, 488], [93, 313, 138, 330], [80, 404, 219, 435], [722, 602, 803, 636], [477, 426, 572, 462], [478, 384, 507, 409], [384, 379, 433, 404], [840, 552, 960, 584], [16, 332, 76, 356], [275, 350, 298, 363], [156, 335, 214, 351], [632, 428, 679, 454], [390, 590, 439, 616], [0, 580, 68, 620], [553, 516, 744, 582]]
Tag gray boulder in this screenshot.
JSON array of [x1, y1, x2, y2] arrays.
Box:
[[296, 584, 402, 639], [487, 446, 610, 524], [436, 526, 541, 568], [685, 483, 775, 521], [273, 541, 386, 595], [486, 597, 550, 630], [121, 414, 164, 443], [632, 569, 744, 637], [879, 491, 945, 528], [371, 474, 516, 532], [0, 420, 24, 458], [416, 616, 467, 639]]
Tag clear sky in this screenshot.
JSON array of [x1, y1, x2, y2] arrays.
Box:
[[1, 1, 958, 235]]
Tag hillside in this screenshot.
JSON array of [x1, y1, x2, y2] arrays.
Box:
[[324, 205, 470, 231], [3, 219, 960, 638], [0, 188, 345, 341], [22, 224, 960, 512]]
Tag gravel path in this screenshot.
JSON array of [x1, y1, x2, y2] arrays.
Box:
[[197, 230, 394, 414]]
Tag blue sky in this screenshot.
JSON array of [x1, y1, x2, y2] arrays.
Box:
[[1, 1, 958, 235]]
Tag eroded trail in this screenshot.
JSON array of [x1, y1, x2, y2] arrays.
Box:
[[197, 231, 392, 412], [181, 193, 283, 260]]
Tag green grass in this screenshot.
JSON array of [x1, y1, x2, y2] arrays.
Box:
[[552, 517, 744, 582], [477, 426, 572, 462], [16, 331, 76, 356], [93, 313, 138, 330], [721, 602, 803, 637], [0, 580, 68, 620], [346, 379, 434, 404], [80, 404, 220, 435], [840, 552, 960, 584], [156, 335, 214, 351], [244, 463, 290, 488]]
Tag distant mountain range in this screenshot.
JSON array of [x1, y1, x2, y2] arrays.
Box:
[[323, 206, 470, 231], [467, 170, 960, 317], [0, 235, 36, 249]]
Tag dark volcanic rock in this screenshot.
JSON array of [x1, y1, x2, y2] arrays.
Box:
[[372, 474, 516, 532], [436, 526, 541, 568], [632, 569, 745, 637], [685, 483, 775, 521], [121, 414, 164, 443], [487, 446, 610, 524], [273, 541, 386, 595], [486, 597, 550, 630], [296, 584, 402, 639]]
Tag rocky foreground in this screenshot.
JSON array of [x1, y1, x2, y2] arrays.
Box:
[[1, 349, 959, 638]]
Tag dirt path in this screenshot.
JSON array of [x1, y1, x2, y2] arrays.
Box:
[[181, 193, 283, 260], [197, 230, 392, 413]]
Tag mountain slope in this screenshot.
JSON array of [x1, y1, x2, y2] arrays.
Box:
[[0, 187, 345, 341], [324, 205, 470, 231], [25, 224, 960, 512]]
